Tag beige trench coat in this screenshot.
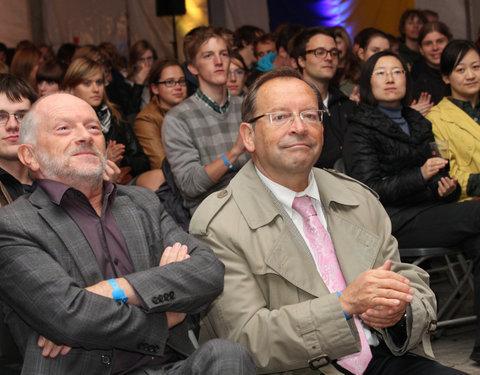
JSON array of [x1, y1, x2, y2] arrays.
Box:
[[190, 160, 437, 374]]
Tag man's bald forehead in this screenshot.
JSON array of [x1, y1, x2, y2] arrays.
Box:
[[256, 76, 319, 108]]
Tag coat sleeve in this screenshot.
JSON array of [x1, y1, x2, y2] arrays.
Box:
[[124, 189, 225, 313]]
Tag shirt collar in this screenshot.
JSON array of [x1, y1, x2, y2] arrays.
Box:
[[449, 97, 480, 110], [196, 88, 230, 114], [254, 166, 320, 216], [37, 179, 117, 207]]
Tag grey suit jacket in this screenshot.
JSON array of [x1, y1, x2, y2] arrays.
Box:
[[0, 184, 224, 374], [191, 160, 437, 374]]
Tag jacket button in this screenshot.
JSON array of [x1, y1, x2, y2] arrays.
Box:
[[101, 354, 112, 365], [164, 293, 170, 301], [169, 291, 175, 300], [153, 345, 160, 352], [217, 190, 228, 198], [158, 295, 164, 302], [152, 296, 159, 304]]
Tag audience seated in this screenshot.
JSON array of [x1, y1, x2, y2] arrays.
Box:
[[427, 40, 480, 203], [0, 74, 36, 206], [246, 23, 304, 85], [291, 26, 355, 168], [226, 51, 248, 96], [0, 8, 475, 371], [398, 9, 427, 69], [254, 33, 277, 60], [343, 50, 480, 363], [38, 43, 55, 64], [10, 46, 41, 90], [126, 40, 157, 112], [162, 26, 249, 214], [191, 67, 465, 375], [134, 59, 187, 169], [35, 60, 65, 97], [56, 42, 77, 67], [356, 28, 390, 63], [233, 25, 264, 72], [412, 22, 452, 105], [0, 74, 38, 375], [0, 92, 255, 375], [333, 25, 360, 96]]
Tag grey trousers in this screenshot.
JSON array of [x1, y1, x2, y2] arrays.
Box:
[[129, 339, 256, 375]]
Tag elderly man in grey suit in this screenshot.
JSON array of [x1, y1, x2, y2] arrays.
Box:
[[0, 92, 255, 375], [190, 68, 465, 375]]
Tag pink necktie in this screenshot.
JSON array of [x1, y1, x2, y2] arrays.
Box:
[[292, 196, 372, 375]]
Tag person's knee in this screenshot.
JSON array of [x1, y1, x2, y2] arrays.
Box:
[[196, 339, 255, 373]]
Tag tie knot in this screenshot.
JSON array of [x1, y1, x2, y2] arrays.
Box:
[[292, 196, 317, 219]]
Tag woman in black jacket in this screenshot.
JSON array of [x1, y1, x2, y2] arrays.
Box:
[[343, 50, 480, 361]]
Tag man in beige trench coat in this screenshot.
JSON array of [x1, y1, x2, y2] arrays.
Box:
[[190, 67, 464, 375]]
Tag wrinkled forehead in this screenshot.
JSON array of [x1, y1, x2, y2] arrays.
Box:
[[36, 94, 98, 126], [257, 77, 318, 110]]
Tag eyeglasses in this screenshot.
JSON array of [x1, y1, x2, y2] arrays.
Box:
[[0, 110, 27, 125], [305, 47, 340, 59], [372, 68, 406, 79], [229, 69, 246, 77], [247, 110, 324, 126], [138, 56, 154, 63], [157, 78, 187, 87]]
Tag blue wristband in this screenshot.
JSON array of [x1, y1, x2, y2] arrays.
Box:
[[337, 291, 352, 320], [222, 154, 238, 172], [108, 278, 128, 303]]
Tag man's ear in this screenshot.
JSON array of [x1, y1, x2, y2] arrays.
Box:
[[239, 122, 255, 153], [442, 74, 450, 85], [187, 63, 198, 76], [18, 144, 40, 172], [298, 56, 306, 70]]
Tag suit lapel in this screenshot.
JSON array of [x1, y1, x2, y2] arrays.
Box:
[[265, 225, 329, 297], [30, 189, 103, 285]]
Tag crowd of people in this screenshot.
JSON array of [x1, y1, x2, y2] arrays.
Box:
[[0, 6, 480, 375]]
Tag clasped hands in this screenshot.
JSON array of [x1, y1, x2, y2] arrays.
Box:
[[38, 242, 190, 358], [421, 157, 457, 197], [339, 260, 414, 329]]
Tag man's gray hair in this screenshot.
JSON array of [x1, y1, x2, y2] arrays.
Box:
[[19, 92, 64, 146], [19, 103, 40, 146]]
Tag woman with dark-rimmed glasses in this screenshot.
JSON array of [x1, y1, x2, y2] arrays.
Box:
[[134, 59, 187, 169]]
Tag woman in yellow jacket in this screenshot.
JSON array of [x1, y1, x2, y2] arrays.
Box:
[[427, 40, 480, 201]]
